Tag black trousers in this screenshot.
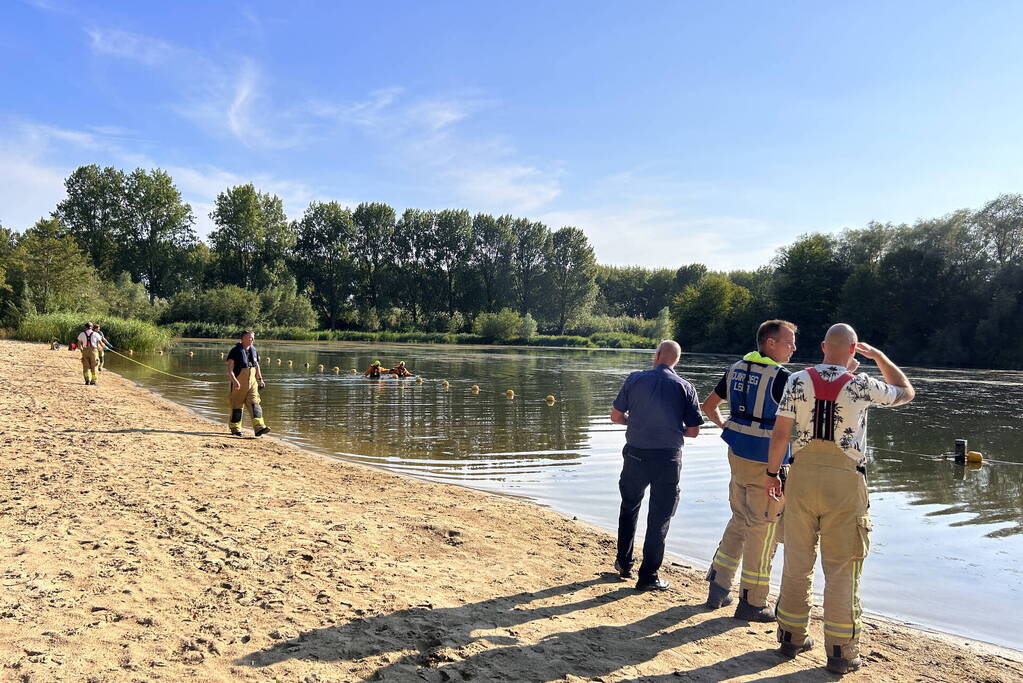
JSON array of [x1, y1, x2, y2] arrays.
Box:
[[616, 446, 682, 582]]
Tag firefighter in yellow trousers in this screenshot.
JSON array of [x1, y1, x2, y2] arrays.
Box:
[[226, 330, 271, 437], [701, 320, 798, 622], [76, 322, 101, 385], [765, 324, 914, 675]]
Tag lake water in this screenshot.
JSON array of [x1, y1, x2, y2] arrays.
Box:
[[105, 341, 1023, 650]]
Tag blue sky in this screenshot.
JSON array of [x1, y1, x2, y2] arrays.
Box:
[[2, 1, 1022, 270]]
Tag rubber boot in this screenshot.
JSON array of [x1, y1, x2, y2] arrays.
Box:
[[734, 594, 776, 622], [705, 581, 733, 609]]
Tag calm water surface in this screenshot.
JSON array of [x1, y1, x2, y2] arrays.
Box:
[[107, 341, 1023, 650]]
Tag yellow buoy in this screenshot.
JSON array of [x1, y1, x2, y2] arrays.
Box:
[[319, 364, 324, 371], [304, 362, 309, 368], [416, 377, 424, 384], [219, 352, 224, 359], [967, 450, 984, 463], [333, 366, 340, 374], [546, 395, 556, 404], [129, 349, 134, 355], [158, 350, 163, 355], [188, 351, 194, 357], [441, 380, 450, 388], [470, 384, 480, 393], [351, 368, 358, 374], [506, 389, 515, 399], [288, 360, 293, 366], [277, 358, 282, 365]]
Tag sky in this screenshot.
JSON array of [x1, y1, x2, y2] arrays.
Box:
[[2, 1, 1022, 271]]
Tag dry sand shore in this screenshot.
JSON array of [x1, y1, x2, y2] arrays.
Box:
[[1, 340, 1020, 683]]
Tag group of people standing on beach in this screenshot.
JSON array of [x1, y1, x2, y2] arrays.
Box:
[[611, 320, 914, 676]]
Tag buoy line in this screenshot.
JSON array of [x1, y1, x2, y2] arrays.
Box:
[[105, 348, 220, 384], [870, 445, 1022, 466]]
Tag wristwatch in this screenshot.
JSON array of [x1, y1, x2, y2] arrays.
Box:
[[766, 469, 780, 478]]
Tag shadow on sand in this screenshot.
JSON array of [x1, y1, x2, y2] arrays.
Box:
[[236, 574, 797, 681]]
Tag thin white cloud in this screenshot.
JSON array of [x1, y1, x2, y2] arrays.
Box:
[[0, 119, 328, 237], [85, 28, 181, 66]]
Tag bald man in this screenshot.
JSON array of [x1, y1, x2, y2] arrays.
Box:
[[610, 340, 703, 591], [765, 324, 914, 675]]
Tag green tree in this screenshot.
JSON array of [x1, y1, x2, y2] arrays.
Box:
[[8, 218, 104, 314], [294, 201, 356, 329], [352, 202, 396, 312], [209, 184, 295, 289], [772, 234, 846, 342], [974, 193, 1023, 265], [467, 213, 515, 314], [547, 226, 597, 334], [259, 276, 318, 328], [511, 218, 550, 317], [121, 168, 196, 301], [433, 209, 472, 316], [671, 273, 752, 352], [53, 165, 128, 277], [392, 208, 437, 326]]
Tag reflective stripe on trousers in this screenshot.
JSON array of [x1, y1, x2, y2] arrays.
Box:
[[707, 450, 783, 607], [775, 440, 870, 659]]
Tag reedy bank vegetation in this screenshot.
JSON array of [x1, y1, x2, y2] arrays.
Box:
[[0, 163, 1021, 366]]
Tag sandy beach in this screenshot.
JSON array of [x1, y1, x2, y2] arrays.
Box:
[[0, 340, 1020, 682]]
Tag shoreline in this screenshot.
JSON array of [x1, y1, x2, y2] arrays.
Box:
[[2, 339, 1021, 681]]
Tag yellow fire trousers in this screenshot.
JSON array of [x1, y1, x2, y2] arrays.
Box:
[[707, 451, 783, 606], [775, 440, 871, 661], [80, 347, 99, 381], [229, 367, 265, 429]]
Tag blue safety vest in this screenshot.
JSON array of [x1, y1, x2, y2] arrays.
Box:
[[721, 356, 791, 464]]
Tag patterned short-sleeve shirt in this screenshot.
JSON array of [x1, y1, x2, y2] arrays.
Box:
[[776, 363, 910, 463]]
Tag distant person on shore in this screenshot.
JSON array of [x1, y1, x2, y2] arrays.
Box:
[[610, 339, 703, 591], [701, 320, 798, 622], [226, 330, 270, 437], [76, 322, 101, 385], [389, 361, 414, 377], [766, 324, 914, 674], [363, 361, 384, 378], [94, 323, 109, 373]]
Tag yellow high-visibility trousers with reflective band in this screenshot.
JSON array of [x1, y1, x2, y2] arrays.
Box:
[[80, 347, 99, 382], [776, 440, 871, 661], [707, 450, 783, 606]]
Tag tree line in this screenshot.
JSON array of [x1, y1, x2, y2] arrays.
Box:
[[1, 163, 1021, 366]]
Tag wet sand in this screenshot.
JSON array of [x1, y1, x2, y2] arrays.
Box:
[[1, 340, 1020, 682]]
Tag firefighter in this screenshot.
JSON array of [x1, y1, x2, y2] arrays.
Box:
[[702, 320, 798, 622], [76, 322, 101, 385], [363, 361, 384, 379], [389, 361, 414, 377], [226, 330, 270, 437], [766, 324, 914, 675]]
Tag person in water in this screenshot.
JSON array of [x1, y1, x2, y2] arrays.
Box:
[[363, 361, 384, 378], [389, 361, 414, 377]]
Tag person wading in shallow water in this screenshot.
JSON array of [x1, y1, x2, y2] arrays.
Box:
[[766, 323, 914, 675], [701, 320, 798, 622], [610, 339, 703, 591], [363, 361, 384, 378], [226, 330, 270, 437]]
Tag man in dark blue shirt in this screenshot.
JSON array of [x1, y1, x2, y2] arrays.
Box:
[[611, 339, 703, 591]]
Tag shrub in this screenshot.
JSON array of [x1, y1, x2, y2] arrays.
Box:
[[15, 312, 171, 352], [589, 332, 655, 349], [473, 308, 522, 342], [518, 313, 538, 339]]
